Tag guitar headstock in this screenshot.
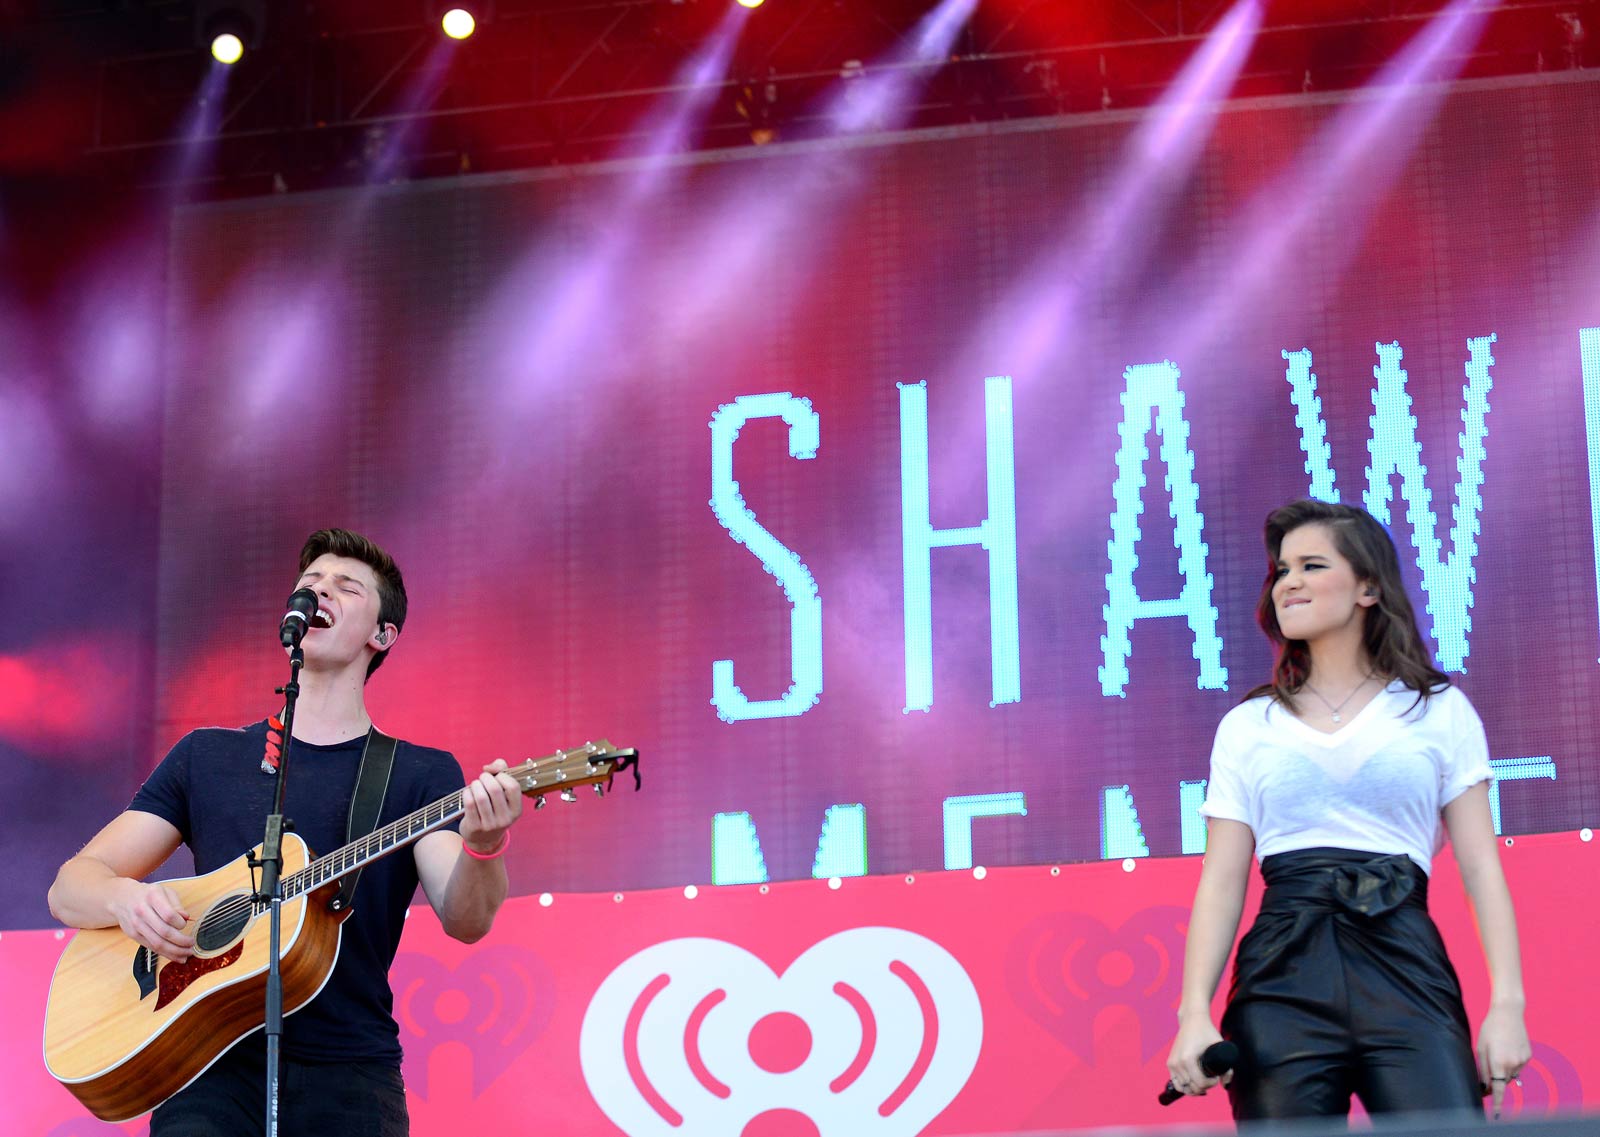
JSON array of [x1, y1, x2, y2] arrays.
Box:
[[506, 740, 640, 804]]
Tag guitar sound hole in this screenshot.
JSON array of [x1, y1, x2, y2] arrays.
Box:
[[194, 894, 253, 953]]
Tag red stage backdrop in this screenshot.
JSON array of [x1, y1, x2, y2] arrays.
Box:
[[7, 55, 1600, 930], [141, 68, 1600, 900], [6, 46, 1600, 1137], [7, 832, 1592, 1136]]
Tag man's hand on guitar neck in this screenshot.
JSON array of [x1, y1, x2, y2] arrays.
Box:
[[459, 758, 525, 856], [108, 879, 195, 962], [414, 759, 523, 944]]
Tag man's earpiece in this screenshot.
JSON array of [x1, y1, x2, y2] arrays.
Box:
[[375, 629, 390, 646]]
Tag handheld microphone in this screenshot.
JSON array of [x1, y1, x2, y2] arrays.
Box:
[[1159, 1040, 1238, 1105], [279, 588, 320, 648]]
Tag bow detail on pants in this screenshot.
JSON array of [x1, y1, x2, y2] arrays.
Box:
[[1328, 853, 1419, 917]]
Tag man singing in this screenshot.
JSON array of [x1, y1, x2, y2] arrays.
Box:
[[48, 528, 524, 1136]]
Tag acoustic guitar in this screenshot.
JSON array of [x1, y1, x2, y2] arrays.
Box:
[[43, 740, 639, 1122]]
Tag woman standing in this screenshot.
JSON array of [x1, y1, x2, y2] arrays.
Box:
[[1167, 499, 1531, 1122]]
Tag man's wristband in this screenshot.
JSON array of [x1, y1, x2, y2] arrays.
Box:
[[462, 831, 510, 861]]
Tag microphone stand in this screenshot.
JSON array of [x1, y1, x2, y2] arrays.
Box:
[[252, 637, 303, 1137]]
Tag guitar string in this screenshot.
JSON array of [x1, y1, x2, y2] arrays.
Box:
[[197, 792, 471, 928], [197, 750, 611, 929], [192, 756, 599, 931]]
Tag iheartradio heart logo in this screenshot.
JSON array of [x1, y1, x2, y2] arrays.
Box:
[[579, 927, 982, 1137], [392, 943, 558, 1099], [1004, 906, 1188, 1064], [45, 1122, 148, 1137], [1497, 1043, 1584, 1115]]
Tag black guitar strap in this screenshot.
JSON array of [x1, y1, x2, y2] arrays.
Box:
[[331, 727, 397, 913]]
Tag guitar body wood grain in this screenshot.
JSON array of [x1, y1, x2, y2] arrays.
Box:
[[42, 832, 349, 1122]]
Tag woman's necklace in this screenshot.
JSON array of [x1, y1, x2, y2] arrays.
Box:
[[1303, 674, 1379, 724]]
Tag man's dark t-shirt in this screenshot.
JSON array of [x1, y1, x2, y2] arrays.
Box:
[[129, 721, 464, 1065]]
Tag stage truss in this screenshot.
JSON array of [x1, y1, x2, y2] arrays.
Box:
[[3, 0, 1597, 196]]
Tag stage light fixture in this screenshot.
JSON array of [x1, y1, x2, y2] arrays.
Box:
[[426, 2, 494, 39], [196, 2, 263, 65], [737, 0, 766, 8], [211, 33, 244, 65]]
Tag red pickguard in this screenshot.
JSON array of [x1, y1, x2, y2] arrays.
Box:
[[154, 943, 245, 1011]]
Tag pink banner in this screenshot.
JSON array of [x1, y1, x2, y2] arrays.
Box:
[[8, 832, 1592, 1136]]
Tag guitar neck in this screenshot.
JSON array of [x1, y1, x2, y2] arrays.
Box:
[[284, 791, 467, 901], [278, 740, 637, 901]]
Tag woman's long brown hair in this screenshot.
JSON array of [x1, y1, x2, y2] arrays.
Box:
[[1243, 499, 1449, 711]]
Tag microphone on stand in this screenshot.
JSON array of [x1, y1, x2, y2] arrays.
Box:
[[278, 588, 320, 648], [1159, 1041, 1238, 1105]]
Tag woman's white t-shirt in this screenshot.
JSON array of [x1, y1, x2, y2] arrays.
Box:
[[1198, 682, 1493, 876]]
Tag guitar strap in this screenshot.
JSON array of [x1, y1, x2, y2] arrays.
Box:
[[330, 727, 397, 913]]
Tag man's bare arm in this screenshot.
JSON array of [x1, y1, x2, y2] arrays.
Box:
[[48, 810, 195, 961]]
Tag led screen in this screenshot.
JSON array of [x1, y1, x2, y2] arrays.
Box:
[[153, 71, 1600, 895]]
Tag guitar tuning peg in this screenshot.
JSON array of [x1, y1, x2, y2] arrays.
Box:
[[593, 783, 605, 798], [560, 789, 578, 803], [533, 796, 547, 810]]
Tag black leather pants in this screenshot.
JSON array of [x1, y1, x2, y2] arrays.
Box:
[[1221, 848, 1483, 1124]]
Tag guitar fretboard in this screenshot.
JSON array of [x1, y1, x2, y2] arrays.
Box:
[[280, 789, 469, 902], [251, 742, 631, 908]]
